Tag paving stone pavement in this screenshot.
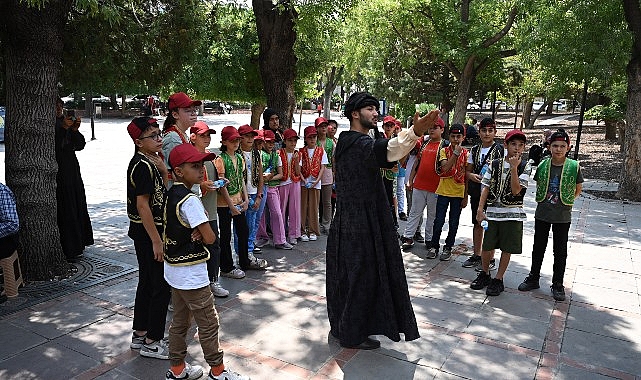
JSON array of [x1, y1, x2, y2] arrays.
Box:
[[1, 114, 640, 379]]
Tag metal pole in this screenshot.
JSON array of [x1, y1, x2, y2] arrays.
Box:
[[573, 80, 589, 160], [491, 89, 497, 120], [514, 94, 520, 129], [90, 102, 96, 140]]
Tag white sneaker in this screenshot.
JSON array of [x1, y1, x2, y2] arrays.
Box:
[[288, 237, 298, 245], [275, 242, 293, 250], [247, 256, 268, 270], [220, 268, 246, 279], [210, 281, 230, 297], [300, 235, 309, 242], [166, 362, 204, 379], [309, 233, 317, 241], [140, 338, 169, 359], [208, 368, 250, 380]]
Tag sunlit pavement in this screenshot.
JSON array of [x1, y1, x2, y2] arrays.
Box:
[[0, 113, 640, 379]]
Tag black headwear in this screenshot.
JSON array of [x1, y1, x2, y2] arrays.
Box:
[[343, 92, 379, 121], [262, 108, 279, 127], [549, 128, 570, 145]]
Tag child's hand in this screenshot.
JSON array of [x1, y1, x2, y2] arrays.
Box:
[[507, 154, 522, 168], [146, 153, 168, 175], [191, 229, 203, 242], [152, 240, 164, 262], [476, 208, 486, 223], [230, 205, 241, 216]]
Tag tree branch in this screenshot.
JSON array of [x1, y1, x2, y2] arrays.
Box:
[[481, 6, 518, 48], [445, 60, 461, 79]]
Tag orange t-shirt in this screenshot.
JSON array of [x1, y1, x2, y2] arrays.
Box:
[[412, 140, 441, 193]]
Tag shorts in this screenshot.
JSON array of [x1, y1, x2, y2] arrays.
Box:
[[482, 220, 523, 254]]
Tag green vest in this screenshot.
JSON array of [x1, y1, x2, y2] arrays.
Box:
[[535, 158, 579, 206]]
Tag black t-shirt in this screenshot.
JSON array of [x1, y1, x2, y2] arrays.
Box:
[[127, 152, 166, 240]]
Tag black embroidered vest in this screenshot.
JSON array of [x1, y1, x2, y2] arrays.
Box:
[[486, 158, 527, 206], [163, 183, 210, 266]]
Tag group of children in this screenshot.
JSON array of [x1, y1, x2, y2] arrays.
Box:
[[125, 91, 342, 379], [394, 116, 583, 301]]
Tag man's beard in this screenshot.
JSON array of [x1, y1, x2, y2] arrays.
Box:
[[359, 112, 376, 130]]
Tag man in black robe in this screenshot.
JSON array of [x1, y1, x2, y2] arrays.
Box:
[[326, 92, 439, 349], [55, 98, 94, 262]]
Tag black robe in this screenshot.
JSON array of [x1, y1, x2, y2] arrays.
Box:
[[55, 117, 94, 260], [326, 130, 419, 347]]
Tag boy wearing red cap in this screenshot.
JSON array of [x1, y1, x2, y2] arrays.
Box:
[[164, 144, 249, 380], [162, 92, 202, 185], [428, 124, 469, 260], [278, 128, 302, 245], [518, 129, 583, 301], [401, 115, 447, 256], [315, 117, 335, 233], [300, 125, 328, 241], [126, 117, 171, 359], [471, 129, 532, 296]]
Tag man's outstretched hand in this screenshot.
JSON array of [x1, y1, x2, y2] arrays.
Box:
[[412, 110, 441, 136]]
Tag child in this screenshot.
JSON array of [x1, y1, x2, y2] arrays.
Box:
[[463, 117, 503, 270], [315, 117, 335, 234], [401, 116, 446, 253], [233, 125, 264, 255], [518, 129, 583, 301], [278, 128, 302, 245], [252, 132, 269, 249], [125, 117, 171, 359], [162, 92, 201, 185], [164, 143, 249, 380], [255, 130, 293, 249], [189, 121, 229, 298], [300, 126, 327, 241], [395, 119, 407, 221], [215, 126, 267, 279], [470, 129, 531, 296], [381, 116, 400, 229], [428, 124, 468, 261]]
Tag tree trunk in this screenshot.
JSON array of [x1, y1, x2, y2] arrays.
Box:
[[2, 0, 73, 280], [250, 103, 266, 129], [619, 0, 641, 201], [253, 0, 297, 129], [452, 56, 476, 124], [322, 66, 343, 119], [604, 119, 619, 140]]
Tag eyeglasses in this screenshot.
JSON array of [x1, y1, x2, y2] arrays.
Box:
[[139, 132, 163, 141]]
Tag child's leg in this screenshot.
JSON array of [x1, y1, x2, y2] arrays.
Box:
[[495, 251, 512, 280], [429, 195, 449, 249], [231, 212, 250, 269], [396, 176, 405, 213], [206, 220, 221, 282], [403, 189, 427, 239], [188, 286, 225, 372], [217, 207, 236, 272], [530, 218, 552, 279], [309, 188, 321, 236], [300, 186, 309, 235], [289, 183, 302, 238], [255, 186, 269, 241], [320, 184, 333, 231], [168, 288, 191, 366], [423, 192, 438, 243], [551, 222, 571, 285], [444, 196, 463, 248], [245, 193, 260, 252], [267, 187, 286, 245]]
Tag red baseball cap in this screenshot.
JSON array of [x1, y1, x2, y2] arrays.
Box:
[[505, 129, 527, 143], [383, 115, 396, 125], [263, 129, 276, 142], [169, 143, 216, 169], [220, 126, 241, 141], [238, 124, 258, 136], [127, 117, 159, 141], [304, 126, 318, 137], [435, 117, 445, 128], [255, 130, 265, 141], [315, 117, 329, 128], [190, 121, 215, 135], [283, 128, 299, 140], [168, 92, 202, 110], [394, 120, 403, 128]]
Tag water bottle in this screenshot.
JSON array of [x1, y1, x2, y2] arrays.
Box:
[[248, 197, 255, 208], [211, 179, 225, 189], [480, 220, 489, 230], [479, 164, 488, 177], [264, 167, 271, 174], [235, 205, 243, 212], [305, 180, 313, 188]]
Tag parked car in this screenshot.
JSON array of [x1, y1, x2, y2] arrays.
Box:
[[203, 100, 232, 114], [532, 101, 545, 110], [0, 106, 5, 142]]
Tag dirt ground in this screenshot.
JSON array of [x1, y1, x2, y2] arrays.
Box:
[[471, 112, 624, 199]]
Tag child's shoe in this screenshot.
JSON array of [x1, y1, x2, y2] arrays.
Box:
[[551, 283, 566, 301], [166, 362, 204, 380], [209, 368, 250, 380], [309, 233, 317, 241], [300, 235, 309, 242], [518, 275, 540, 291], [130, 332, 146, 349]]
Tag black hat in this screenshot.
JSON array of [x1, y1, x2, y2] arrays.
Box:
[[263, 108, 279, 126], [449, 123, 465, 135], [343, 92, 379, 121]]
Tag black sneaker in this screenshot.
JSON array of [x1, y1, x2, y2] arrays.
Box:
[[426, 246, 438, 259], [400, 236, 414, 250], [462, 255, 481, 268], [413, 232, 425, 243], [439, 246, 452, 261], [518, 275, 540, 291], [470, 271, 491, 290], [398, 212, 408, 221], [551, 283, 566, 301], [486, 278, 505, 296], [475, 258, 496, 272]]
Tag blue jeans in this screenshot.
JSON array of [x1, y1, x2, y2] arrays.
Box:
[[430, 195, 463, 249], [234, 192, 261, 253]]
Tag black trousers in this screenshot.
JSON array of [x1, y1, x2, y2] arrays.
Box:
[[217, 207, 249, 272], [132, 238, 171, 341], [530, 218, 570, 285], [206, 220, 221, 282]]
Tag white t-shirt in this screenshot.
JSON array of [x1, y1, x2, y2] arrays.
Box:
[[481, 159, 531, 222], [302, 148, 328, 190], [279, 151, 296, 186], [164, 195, 210, 290], [242, 150, 258, 195]]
